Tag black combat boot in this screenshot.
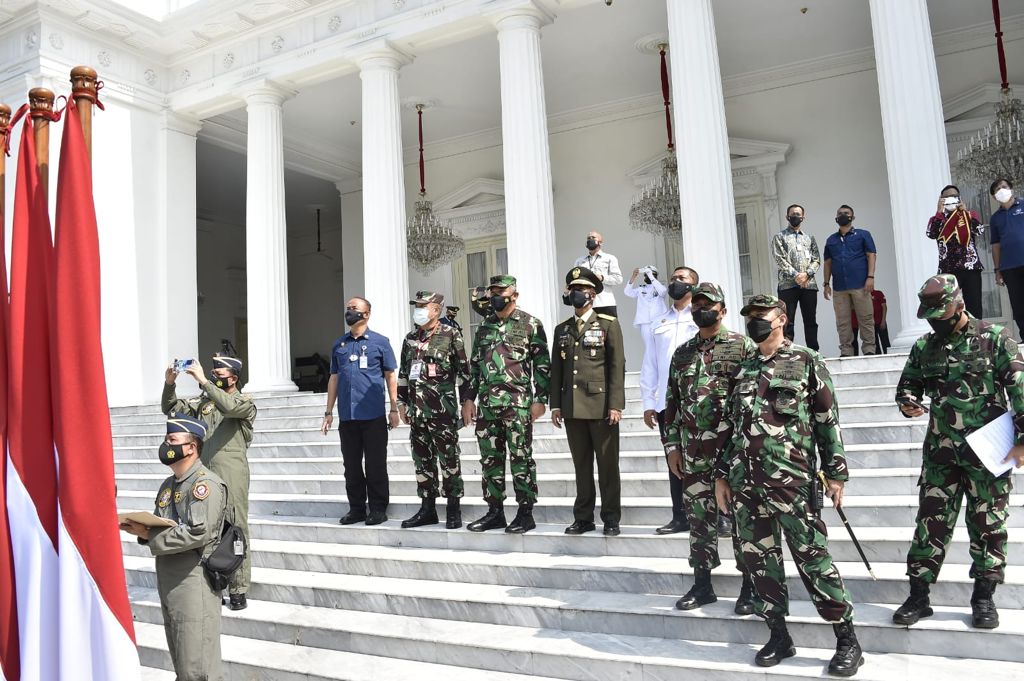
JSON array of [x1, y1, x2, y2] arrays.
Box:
[[467, 502, 506, 532], [971, 578, 999, 629], [401, 497, 439, 528], [228, 593, 247, 611], [892, 577, 932, 625], [828, 621, 864, 677], [446, 497, 462, 529], [675, 568, 717, 610], [734, 576, 755, 615], [754, 616, 795, 667], [505, 504, 536, 534]]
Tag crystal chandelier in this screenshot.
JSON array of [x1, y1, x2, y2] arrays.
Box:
[[629, 44, 681, 240], [954, 0, 1024, 187], [407, 104, 464, 274]]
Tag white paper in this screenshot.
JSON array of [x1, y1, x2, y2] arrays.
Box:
[[966, 412, 1017, 477]]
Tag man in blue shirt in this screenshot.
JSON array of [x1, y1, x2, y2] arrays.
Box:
[[321, 297, 400, 525], [822, 204, 877, 356], [991, 178, 1024, 337]]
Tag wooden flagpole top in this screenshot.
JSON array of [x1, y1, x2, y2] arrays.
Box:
[[70, 66, 98, 159], [29, 87, 54, 195]]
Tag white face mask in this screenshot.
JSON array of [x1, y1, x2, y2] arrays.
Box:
[[412, 307, 432, 326], [995, 187, 1014, 204], [943, 197, 960, 211]]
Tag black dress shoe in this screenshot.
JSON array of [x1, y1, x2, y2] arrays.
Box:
[[228, 593, 247, 611], [564, 520, 596, 535], [365, 510, 388, 526], [603, 524, 620, 537], [339, 509, 367, 525], [655, 517, 689, 535]]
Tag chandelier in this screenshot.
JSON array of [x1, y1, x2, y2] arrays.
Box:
[[407, 103, 464, 274], [954, 0, 1024, 187], [629, 44, 681, 240]]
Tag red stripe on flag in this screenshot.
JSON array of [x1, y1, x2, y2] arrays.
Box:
[[52, 100, 135, 643], [8, 113, 57, 549]]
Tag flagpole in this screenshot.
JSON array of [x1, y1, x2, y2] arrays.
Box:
[[28, 88, 54, 199], [69, 66, 97, 159]]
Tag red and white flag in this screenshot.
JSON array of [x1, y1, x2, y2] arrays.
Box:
[[7, 108, 59, 681], [51, 99, 139, 678]]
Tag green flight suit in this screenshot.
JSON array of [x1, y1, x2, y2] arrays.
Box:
[[549, 310, 626, 524], [162, 381, 256, 594], [141, 461, 228, 681]]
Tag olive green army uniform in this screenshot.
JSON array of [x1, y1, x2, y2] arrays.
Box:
[[162, 382, 256, 595], [142, 460, 228, 681]]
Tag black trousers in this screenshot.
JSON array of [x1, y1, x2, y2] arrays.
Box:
[[1002, 266, 1024, 338], [656, 410, 685, 519], [593, 305, 617, 317], [564, 418, 621, 524], [778, 286, 819, 350], [339, 416, 390, 513], [950, 269, 984, 319], [851, 325, 891, 355]]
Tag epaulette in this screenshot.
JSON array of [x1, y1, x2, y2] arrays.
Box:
[[596, 313, 616, 321]]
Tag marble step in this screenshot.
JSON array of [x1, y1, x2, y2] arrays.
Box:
[[129, 587, 1024, 675], [134, 621, 565, 681], [122, 554, 1024, 634], [121, 535, 1024, 611], [118, 490, 1024, 527], [237, 516, 1022, 566], [139, 668, 176, 681], [115, 467, 1015, 498]]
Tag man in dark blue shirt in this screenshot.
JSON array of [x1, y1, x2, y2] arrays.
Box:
[[991, 178, 1024, 337], [822, 204, 877, 356], [321, 297, 399, 525]]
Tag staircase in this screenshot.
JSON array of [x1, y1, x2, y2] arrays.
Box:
[[116, 353, 1024, 680]]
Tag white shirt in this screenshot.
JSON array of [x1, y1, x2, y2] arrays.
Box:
[[623, 278, 669, 326], [574, 251, 622, 308], [640, 304, 699, 412]]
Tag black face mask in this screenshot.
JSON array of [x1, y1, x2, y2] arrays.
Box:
[[586, 238, 599, 250], [210, 373, 234, 390], [158, 442, 188, 466], [927, 311, 962, 339], [747, 317, 777, 343], [787, 215, 803, 228], [344, 310, 365, 326], [836, 215, 853, 227], [668, 281, 692, 300], [693, 308, 720, 328], [568, 290, 592, 309], [490, 294, 511, 313]]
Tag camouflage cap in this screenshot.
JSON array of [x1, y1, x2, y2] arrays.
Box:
[[692, 282, 725, 305], [916, 274, 962, 319], [565, 266, 604, 295], [489, 274, 516, 289], [409, 290, 444, 306], [740, 293, 787, 316]]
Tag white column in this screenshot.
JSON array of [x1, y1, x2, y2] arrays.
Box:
[[666, 0, 743, 317], [157, 112, 201, 373], [243, 83, 297, 392], [492, 4, 559, 333], [357, 44, 410, 358], [870, 0, 950, 346]]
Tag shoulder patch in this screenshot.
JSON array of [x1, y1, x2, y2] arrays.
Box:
[[201, 402, 216, 415], [192, 482, 211, 500], [158, 488, 172, 508]]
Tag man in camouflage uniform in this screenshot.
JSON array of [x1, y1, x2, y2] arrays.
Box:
[[163, 353, 257, 610], [714, 294, 862, 677], [894, 274, 1024, 629], [462, 274, 551, 534], [121, 413, 228, 681], [398, 291, 472, 529], [662, 283, 757, 614]]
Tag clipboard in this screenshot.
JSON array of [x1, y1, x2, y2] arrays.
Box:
[[118, 511, 176, 528]]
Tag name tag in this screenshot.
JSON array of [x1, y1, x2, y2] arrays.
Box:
[[409, 361, 423, 381], [359, 355, 368, 369]]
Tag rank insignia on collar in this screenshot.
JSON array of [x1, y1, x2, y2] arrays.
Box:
[[192, 482, 210, 500], [158, 488, 172, 508]]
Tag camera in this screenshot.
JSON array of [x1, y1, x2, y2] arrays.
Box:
[[173, 358, 195, 373]]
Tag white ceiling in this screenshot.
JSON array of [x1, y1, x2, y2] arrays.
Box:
[[206, 0, 1024, 166]]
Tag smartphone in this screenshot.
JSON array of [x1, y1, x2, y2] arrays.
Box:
[[899, 397, 928, 413], [173, 358, 195, 373]]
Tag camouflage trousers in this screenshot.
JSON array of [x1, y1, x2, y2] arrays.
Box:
[[475, 405, 538, 505], [732, 484, 854, 622], [409, 415, 464, 499], [683, 433, 743, 571], [907, 458, 1012, 584]]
